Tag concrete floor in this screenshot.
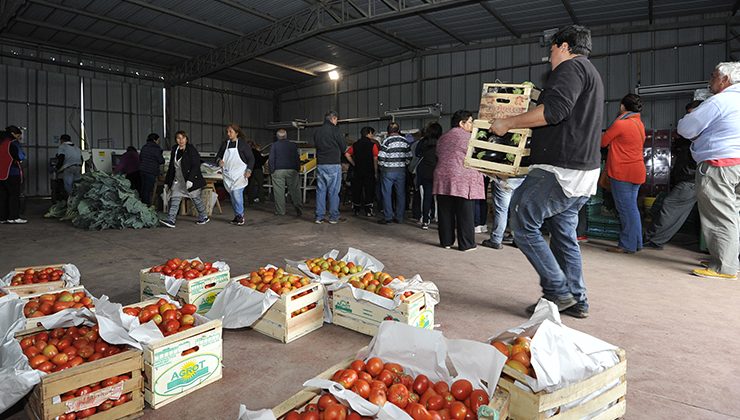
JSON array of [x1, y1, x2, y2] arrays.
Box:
[[3, 199, 740, 420]]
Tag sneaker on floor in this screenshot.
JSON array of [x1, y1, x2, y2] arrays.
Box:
[[526, 295, 578, 314], [229, 216, 239, 225], [328, 218, 346, 224], [195, 218, 210, 225], [476, 225, 488, 233], [0, 220, 6, 224], [643, 240, 663, 250], [460, 246, 477, 252], [7, 218, 28, 224], [692, 268, 737, 279], [159, 219, 176, 228], [314, 219, 323, 224], [236, 216, 245, 225], [481, 239, 503, 249], [474, 226, 482, 234], [501, 233, 515, 244], [606, 247, 635, 254], [421, 222, 429, 230], [561, 305, 589, 318], [698, 258, 711, 268]]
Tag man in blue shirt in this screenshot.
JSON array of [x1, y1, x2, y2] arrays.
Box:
[[269, 129, 303, 217], [677, 62, 740, 279]]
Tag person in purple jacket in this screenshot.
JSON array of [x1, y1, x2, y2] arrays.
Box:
[[433, 110, 485, 251]]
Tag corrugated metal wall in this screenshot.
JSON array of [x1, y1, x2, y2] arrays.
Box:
[[170, 78, 273, 152], [279, 14, 730, 142]]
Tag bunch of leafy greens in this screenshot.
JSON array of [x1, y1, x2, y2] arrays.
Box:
[[45, 171, 158, 230]]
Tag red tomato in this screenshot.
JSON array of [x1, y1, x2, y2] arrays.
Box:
[[368, 388, 387, 406], [318, 394, 339, 411], [301, 412, 319, 420], [358, 371, 373, 383], [304, 403, 319, 412], [441, 392, 455, 409], [351, 379, 371, 398], [427, 395, 445, 411], [350, 359, 366, 372], [413, 374, 430, 395], [433, 381, 449, 395], [450, 380, 473, 401], [388, 384, 410, 409], [338, 369, 359, 389], [76, 408, 96, 419], [323, 404, 347, 420], [112, 393, 130, 406], [164, 319, 180, 334], [449, 402, 467, 420], [377, 369, 395, 387], [75, 386, 92, 397], [385, 362, 403, 375], [68, 356, 84, 367], [468, 389, 489, 414], [407, 402, 433, 420], [181, 304, 197, 315], [365, 357, 384, 377]]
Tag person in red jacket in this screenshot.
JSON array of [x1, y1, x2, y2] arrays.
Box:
[[601, 93, 647, 253]]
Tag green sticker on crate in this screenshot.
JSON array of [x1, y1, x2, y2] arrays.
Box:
[[154, 353, 220, 396]]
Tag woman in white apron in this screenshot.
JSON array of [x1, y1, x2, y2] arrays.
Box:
[[159, 131, 209, 228], [216, 124, 255, 225]]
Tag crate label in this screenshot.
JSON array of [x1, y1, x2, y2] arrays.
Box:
[[64, 381, 125, 412], [142, 285, 155, 298], [192, 289, 224, 313], [153, 353, 220, 396], [479, 95, 529, 121], [410, 308, 434, 329]]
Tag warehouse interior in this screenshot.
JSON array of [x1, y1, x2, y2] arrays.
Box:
[[2, 0, 740, 419]]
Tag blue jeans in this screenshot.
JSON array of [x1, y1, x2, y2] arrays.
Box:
[[381, 170, 406, 222], [62, 166, 81, 194], [610, 179, 643, 252], [509, 169, 589, 309], [490, 177, 525, 243], [316, 164, 341, 221], [419, 177, 435, 223], [229, 187, 245, 217]]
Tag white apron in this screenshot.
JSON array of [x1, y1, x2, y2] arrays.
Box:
[[222, 139, 249, 193]]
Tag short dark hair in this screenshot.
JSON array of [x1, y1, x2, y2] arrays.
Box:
[[450, 110, 473, 129], [360, 126, 375, 138], [175, 130, 189, 142], [387, 122, 401, 134], [325, 110, 338, 121], [551, 25, 592, 56], [685, 100, 703, 112], [60, 134, 71, 142], [146, 133, 160, 142], [5, 125, 21, 135], [621, 94, 642, 112], [424, 122, 443, 139]]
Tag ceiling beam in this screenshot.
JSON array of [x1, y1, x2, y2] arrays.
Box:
[[29, 0, 215, 49], [0, 0, 28, 33], [418, 14, 467, 45], [123, 0, 242, 36], [561, 0, 580, 25], [478, 1, 521, 38], [254, 57, 317, 76], [364, 25, 422, 52], [14, 17, 191, 59], [165, 0, 477, 85]]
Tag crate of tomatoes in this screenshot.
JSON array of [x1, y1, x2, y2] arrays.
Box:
[[20, 287, 95, 334], [230, 266, 324, 343], [487, 300, 626, 420], [140, 257, 230, 314], [121, 298, 223, 409], [1, 264, 81, 297], [16, 325, 144, 420], [240, 322, 510, 420], [332, 273, 437, 337]]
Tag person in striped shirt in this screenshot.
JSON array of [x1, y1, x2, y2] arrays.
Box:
[[377, 122, 413, 224]]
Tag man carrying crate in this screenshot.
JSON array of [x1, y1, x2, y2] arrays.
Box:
[[489, 25, 604, 319]]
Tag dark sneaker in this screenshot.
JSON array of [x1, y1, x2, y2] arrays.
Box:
[[230, 216, 240, 225], [481, 239, 503, 249], [159, 219, 176, 228], [526, 296, 578, 314], [502, 233, 515, 244], [562, 305, 589, 318], [377, 219, 390, 225], [195, 218, 210, 225], [236, 216, 245, 226], [421, 222, 429, 230], [460, 246, 477, 252], [314, 219, 323, 224], [643, 241, 663, 250]]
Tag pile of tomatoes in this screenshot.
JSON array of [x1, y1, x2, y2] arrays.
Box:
[[346, 271, 415, 301], [122, 299, 197, 336], [9, 266, 65, 286], [23, 290, 93, 318], [148, 258, 220, 280], [284, 394, 370, 420], [305, 258, 363, 276], [56, 375, 134, 419], [239, 266, 311, 296], [292, 357, 491, 419], [490, 336, 536, 378], [19, 326, 126, 373]]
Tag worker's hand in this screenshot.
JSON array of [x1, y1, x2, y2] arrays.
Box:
[[490, 119, 510, 137], [218, 160, 224, 167], [245, 170, 252, 179]]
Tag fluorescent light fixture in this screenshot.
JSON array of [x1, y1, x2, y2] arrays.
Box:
[[328, 70, 340, 80]]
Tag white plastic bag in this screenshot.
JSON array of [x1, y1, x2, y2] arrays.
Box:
[[204, 280, 280, 329]]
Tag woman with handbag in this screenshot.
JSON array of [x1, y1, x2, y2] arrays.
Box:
[[601, 94, 647, 253], [159, 130, 209, 228]]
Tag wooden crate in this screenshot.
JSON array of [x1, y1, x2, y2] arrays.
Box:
[[498, 349, 626, 420], [139, 266, 230, 314], [243, 278, 325, 343], [332, 287, 434, 337], [478, 82, 534, 122], [270, 353, 509, 419], [464, 119, 532, 177], [123, 300, 223, 409], [3, 264, 69, 297], [18, 286, 94, 334], [17, 330, 143, 420]]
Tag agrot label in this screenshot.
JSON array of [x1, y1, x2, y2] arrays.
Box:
[[194, 291, 220, 312], [154, 354, 220, 396]]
